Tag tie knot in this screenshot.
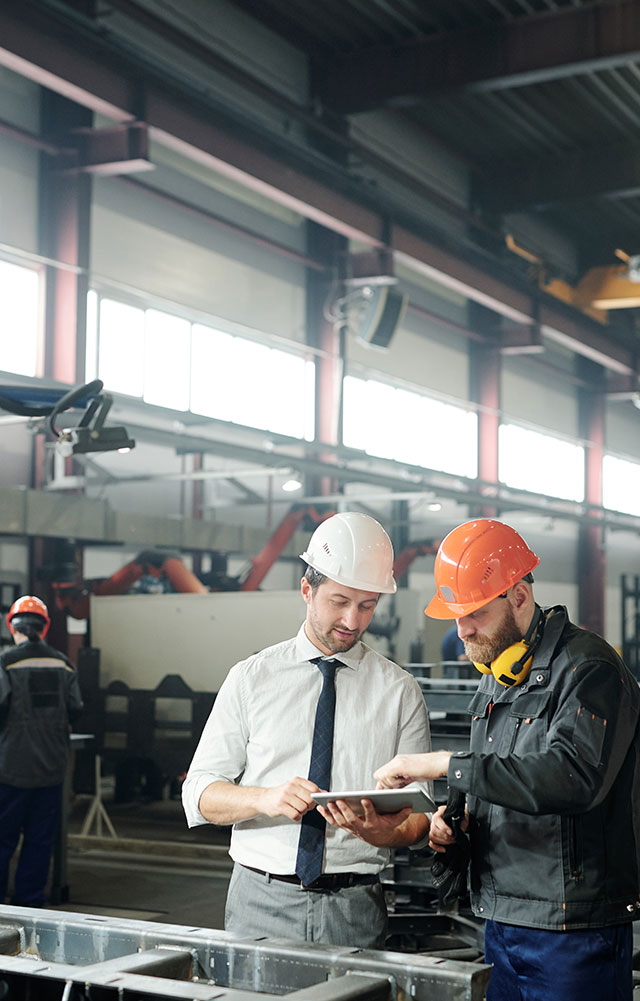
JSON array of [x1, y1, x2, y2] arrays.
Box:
[[312, 657, 339, 680]]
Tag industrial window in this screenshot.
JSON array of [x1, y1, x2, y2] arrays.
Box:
[[190, 324, 315, 440], [95, 298, 145, 398], [87, 293, 315, 440], [0, 260, 40, 377], [343, 376, 478, 478], [144, 309, 190, 411], [603, 454, 640, 516], [499, 423, 585, 502]]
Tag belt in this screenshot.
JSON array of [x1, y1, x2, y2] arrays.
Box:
[[241, 864, 379, 894]]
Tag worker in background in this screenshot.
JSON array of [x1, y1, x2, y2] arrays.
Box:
[[183, 512, 432, 948], [440, 624, 468, 677], [375, 519, 640, 1001], [0, 596, 84, 906]]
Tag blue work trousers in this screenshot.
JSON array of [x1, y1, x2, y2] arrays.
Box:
[[0, 783, 62, 906], [484, 918, 633, 1001]]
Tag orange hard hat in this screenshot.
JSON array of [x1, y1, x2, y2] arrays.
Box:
[[425, 519, 540, 620], [7, 595, 50, 637]]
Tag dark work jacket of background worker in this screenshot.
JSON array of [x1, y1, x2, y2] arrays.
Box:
[[0, 602, 83, 906]]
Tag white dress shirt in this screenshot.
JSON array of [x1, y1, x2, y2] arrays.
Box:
[[182, 624, 431, 874]]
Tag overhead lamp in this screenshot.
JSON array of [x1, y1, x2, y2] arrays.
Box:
[[282, 476, 303, 492], [52, 388, 135, 457]]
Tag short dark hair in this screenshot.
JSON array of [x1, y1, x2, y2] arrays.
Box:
[[10, 613, 46, 642], [304, 565, 327, 592]]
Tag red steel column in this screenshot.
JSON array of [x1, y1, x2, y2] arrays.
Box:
[[306, 222, 346, 499], [469, 303, 501, 518], [39, 91, 92, 385]]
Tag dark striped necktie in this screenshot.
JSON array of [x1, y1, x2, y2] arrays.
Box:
[[295, 658, 339, 886]]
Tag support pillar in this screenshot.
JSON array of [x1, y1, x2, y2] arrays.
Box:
[[305, 221, 347, 499], [39, 90, 93, 385], [34, 92, 93, 654], [468, 304, 501, 519], [577, 358, 606, 635]]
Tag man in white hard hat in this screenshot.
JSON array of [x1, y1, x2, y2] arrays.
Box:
[[182, 512, 431, 948]]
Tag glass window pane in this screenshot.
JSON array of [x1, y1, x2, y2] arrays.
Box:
[[190, 324, 238, 422], [499, 423, 584, 502], [303, 360, 316, 442], [343, 376, 478, 478], [98, 298, 145, 397], [343, 376, 371, 452], [0, 262, 39, 376], [232, 339, 272, 429], [266, 348, 312, 439], [603, 455, 640, 516], [85, 290, 98, 381], [144, 309, 190, 410]]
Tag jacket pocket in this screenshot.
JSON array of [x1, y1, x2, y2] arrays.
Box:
[[503, 690, 552, 754], [509, 690, 552, 720], [468, 691, 493, 719], [572, 705, 607, 768]]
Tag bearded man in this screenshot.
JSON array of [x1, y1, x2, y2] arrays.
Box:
[[375, 519, 640, 1001]]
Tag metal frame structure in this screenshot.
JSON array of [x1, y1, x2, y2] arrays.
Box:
[[0, 907, 490, 1000]]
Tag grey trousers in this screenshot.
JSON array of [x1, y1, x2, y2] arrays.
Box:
[[224, 863, 388, 949]]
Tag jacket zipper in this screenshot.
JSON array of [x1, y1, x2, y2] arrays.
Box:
[[508, 717, 522, 754], [568, 816, 581, 879]]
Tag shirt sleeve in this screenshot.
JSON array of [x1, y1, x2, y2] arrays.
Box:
[[182, 662, 250, 827], [396, 675, 434, 805]]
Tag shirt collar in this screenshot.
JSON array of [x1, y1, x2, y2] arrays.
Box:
[[295, 623, 362, 670]]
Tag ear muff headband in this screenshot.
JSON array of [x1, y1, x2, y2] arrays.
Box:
[[473, 606, 543, 687]]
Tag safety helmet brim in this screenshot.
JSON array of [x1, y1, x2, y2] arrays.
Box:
[[301, 550, 397, 594], [425, 588, 503, 620]]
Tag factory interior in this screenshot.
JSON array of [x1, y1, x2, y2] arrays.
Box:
[[1, 1, 640, 998]]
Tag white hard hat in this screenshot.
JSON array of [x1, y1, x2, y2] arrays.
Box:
[[300, 512, 397, 594]]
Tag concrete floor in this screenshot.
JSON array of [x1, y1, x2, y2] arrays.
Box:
[[53, 795, 233, 928]]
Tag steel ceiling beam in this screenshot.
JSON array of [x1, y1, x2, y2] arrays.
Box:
[[0, 1, 636, 375], [478, 146, 640, 214], [319, 0, 640, 113]]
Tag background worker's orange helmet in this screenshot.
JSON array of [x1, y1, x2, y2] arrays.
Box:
[[6, 595, 51, 637], [425, 519, 540, 620]]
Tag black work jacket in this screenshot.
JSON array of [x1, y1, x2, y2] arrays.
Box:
[[449, 606, 640, 930], [0, 640, 84, 787]]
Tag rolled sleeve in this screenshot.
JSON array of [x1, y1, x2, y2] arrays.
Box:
[[181, 663, 249, 828]]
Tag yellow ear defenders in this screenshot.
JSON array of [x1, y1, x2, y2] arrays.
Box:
[[474, 606, 544, 687]]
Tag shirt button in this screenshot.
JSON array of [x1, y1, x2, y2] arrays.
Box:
[[454, 769, 462, 779], [488, 736, 493, 742], [536, 674, 545, 683], [627, 904, 635, 913], [478, 906, 484, 913]]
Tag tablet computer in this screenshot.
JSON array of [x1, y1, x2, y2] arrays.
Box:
[[312, 786, 435, 815]]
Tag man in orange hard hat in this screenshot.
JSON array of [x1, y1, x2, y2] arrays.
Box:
[[375, 519, 640, 1001], [183, 512, 432, 948], [0, 596, 84, 906]]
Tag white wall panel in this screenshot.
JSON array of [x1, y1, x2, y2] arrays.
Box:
[[91, 199, 306, 343], [348, 324, 469, 401], [0, 68, 40, 254], [501, 358, 578, 437], [605, 404, 640, 460]]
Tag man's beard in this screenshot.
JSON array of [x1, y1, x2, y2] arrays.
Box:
[[463, 604, 523, 666]]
